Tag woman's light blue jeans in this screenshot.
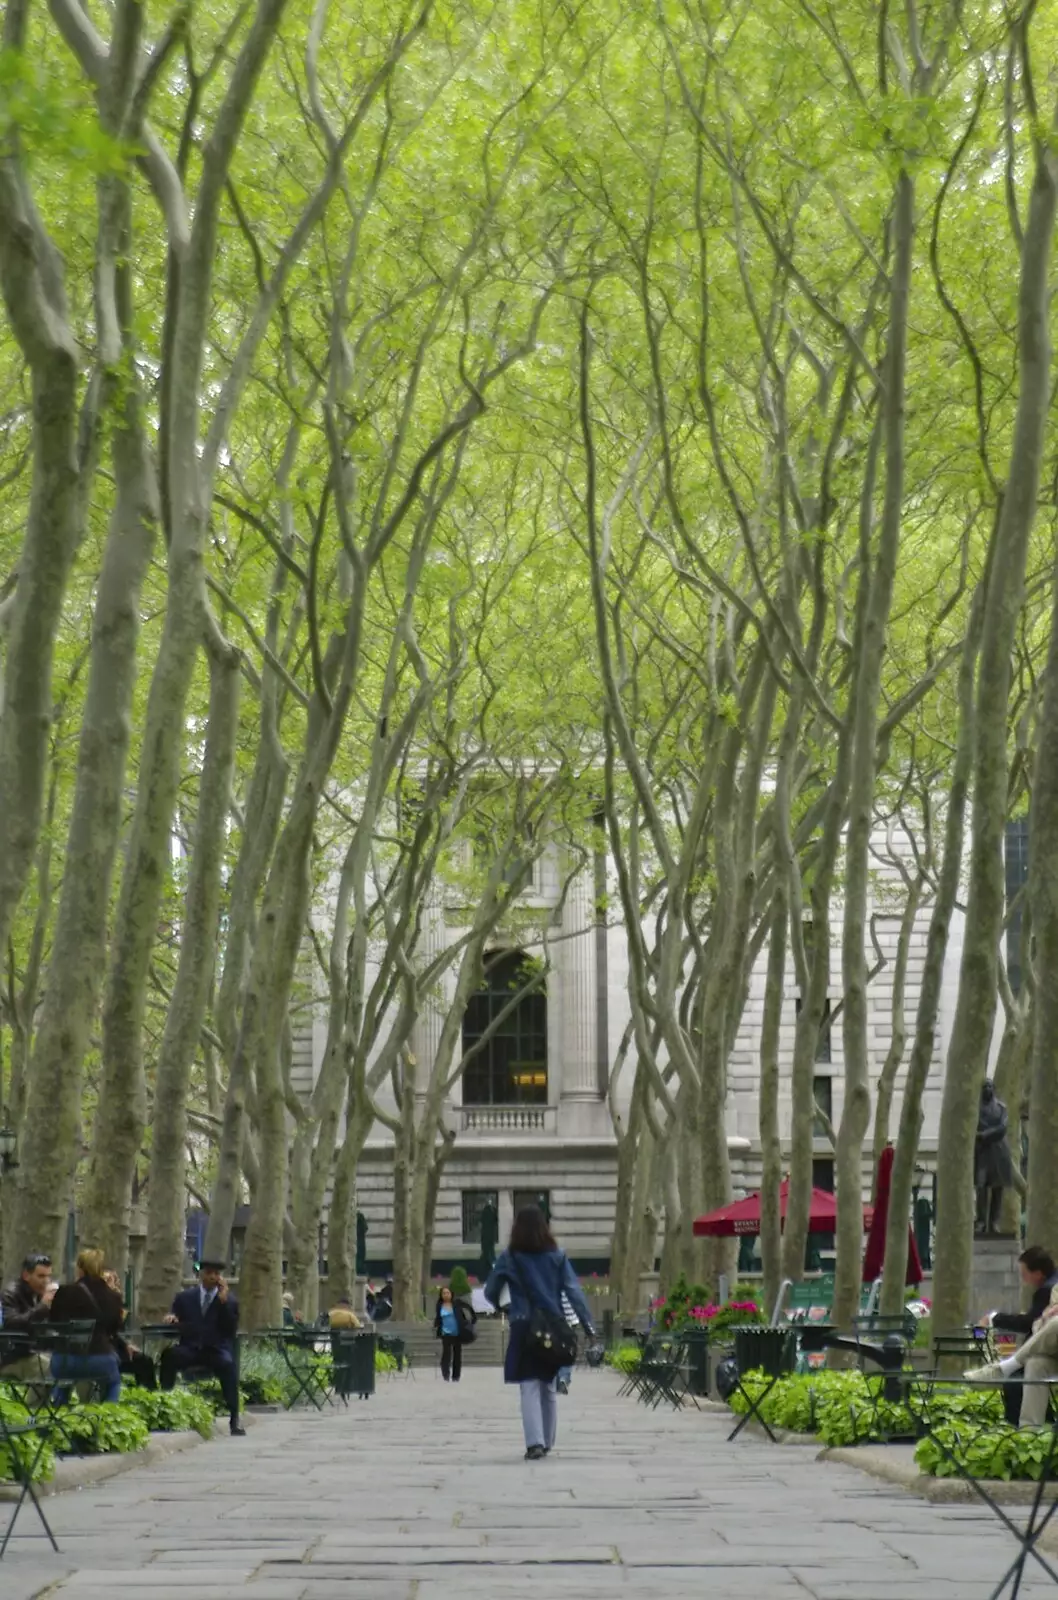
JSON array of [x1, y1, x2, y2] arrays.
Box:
[[519, 1377, 557, 1450], [51, 1351, 122, 1404]]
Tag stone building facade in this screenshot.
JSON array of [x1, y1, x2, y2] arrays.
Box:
[[299, 825, 1007, 1278]]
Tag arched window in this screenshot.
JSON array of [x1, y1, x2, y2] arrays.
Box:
[[462, 949, 547, 1106]]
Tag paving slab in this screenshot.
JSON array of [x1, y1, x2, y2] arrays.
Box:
[[4, 1367, 1058, 1597]]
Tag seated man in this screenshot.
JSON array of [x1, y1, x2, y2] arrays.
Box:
[[969, 1245, 1058, 1425], [160, 1258, 244, 1436], [0, 1252, 56, 1377], [327, 1297, 362, 1330]]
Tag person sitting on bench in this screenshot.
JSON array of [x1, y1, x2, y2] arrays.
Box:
[[160, 1258, 244, 1436], [49, 1248, 124, 1402], [1, 1252, 56, 1378], [969, 1247, 1058, 1425], [975, 1246, 1058, 1424]]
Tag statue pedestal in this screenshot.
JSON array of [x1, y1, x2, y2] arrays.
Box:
[[971, 1235, 1020, 1322], [353, 1275, 369, 1317]]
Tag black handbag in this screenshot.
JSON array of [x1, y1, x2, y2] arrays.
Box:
[[509, 1254, 579, 1374]]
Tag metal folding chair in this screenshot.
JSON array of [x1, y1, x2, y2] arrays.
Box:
[[0, 1408, 58, 1560], [727, 1325, 797, 1444]]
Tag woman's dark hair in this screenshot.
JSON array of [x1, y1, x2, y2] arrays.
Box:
[[1020, 1245, 1056, 1277], [509, 1205, 557, 1255]]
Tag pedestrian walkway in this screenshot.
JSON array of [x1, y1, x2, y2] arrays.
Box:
[[4, 1368, 1057, 1599]]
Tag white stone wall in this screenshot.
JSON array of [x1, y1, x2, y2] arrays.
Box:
[[300, 818, 977, 1266]]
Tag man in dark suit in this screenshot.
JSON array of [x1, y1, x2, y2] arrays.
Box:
[[160, 1258, 245, 1436]]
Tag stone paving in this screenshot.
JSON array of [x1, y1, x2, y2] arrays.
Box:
[[3, 1366, 1058, 1599]]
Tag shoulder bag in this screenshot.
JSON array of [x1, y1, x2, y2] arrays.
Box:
[[509, 1254, 578, 1374]]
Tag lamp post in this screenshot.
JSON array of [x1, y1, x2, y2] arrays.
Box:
[[0, 1126, 17, 1174]]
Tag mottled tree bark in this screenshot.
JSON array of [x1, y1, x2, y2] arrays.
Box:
[[15, 355, 158, 1262], [0, 0, 81, 968], [759, 882, 787, 1316], [1026, 579, 1058, 1250], [934, 115, 1058, 1337], [139, 646, 240, 1320], [881, 615, 978, 1315], [82, 0, 294, 1271], [872, 872, 922, 1176], [834, 167, 913, 1332]]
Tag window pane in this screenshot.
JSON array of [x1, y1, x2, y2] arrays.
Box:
[[462, 949, 548, 1106], [513, 1190, 551, 1222], [461, 1190, 499, 1245]]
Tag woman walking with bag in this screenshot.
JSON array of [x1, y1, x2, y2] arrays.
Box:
[[434, 1284, 476, 1381], [485, 1206, 595, 1460]]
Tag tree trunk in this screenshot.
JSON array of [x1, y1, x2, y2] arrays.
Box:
[[327, 1101, 371, 1305], [14, 372, 157, 1264], [623, 1119, 659, 1308], [881, 610, 979, 1316], [872, 873, 922, 1177], [610, 1069, 646, 1297], [1027, 572, 1058, 1249], [834, 167, 914, 1332], [204, 737, 288, 1264], [391, 1052, 417, 1320], [0, 137, 81, 966], [419, 1131, 454, 1297], [933, 122, 1058, 1338], [80, 0, 293, 1272], [759, 882, 787, 1316], [139, 645, 239, 1320]]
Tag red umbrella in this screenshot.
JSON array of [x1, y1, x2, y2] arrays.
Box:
[[862, 1144, 922, 1284], [693, 1178, 871, 1237]]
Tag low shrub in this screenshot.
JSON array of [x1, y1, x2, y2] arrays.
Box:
[[376, 1349, 399, 1374], [121, 1385, 215, 1439], [915, 1419, 1055, 1481], [605, 1344, 642, 1374], [0, 1393, 56, 1484], [728, 1368, 1002, 1452], [56, 1401, 151, 1456]]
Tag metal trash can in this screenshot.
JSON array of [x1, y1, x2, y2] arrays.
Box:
[[732, 1325, 796, 1378], [334, 1329, 376, 1399]]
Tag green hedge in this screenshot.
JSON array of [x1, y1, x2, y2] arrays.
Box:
[[728, 1368, 1003, 1455], [605, 1344, 642, 1374]]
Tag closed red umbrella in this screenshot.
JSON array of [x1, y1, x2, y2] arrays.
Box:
[[693, 1178, 871, 1237], [862, 1144, 922, 1284]]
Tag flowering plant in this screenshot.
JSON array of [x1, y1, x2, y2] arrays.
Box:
[[652, 1275, 765, 1334]]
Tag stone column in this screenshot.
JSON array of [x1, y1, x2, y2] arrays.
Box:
[[560, 867, 604, 1136]]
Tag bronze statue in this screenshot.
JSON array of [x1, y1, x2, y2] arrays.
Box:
[[478, 1198, 499, 1280], [975, 1079, 1014, 1236]]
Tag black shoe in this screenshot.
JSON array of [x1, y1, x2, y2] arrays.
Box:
[[556, 1380, 569, 1396], [525, 1445, 545, 1460], [230, 1424, 247, 1436]]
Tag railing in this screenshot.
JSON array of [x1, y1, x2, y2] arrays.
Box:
[[459, 1106, 557, 1135]]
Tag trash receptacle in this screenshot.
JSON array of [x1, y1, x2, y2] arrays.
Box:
[[732, 1325, 796, 1378], [334, 1329, 376, 1399]]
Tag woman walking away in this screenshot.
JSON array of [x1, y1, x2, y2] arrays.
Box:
[[485, 1206, 595, 1460], [49, 1249, 125, 1402], [435, 1286, 469, 1382]]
